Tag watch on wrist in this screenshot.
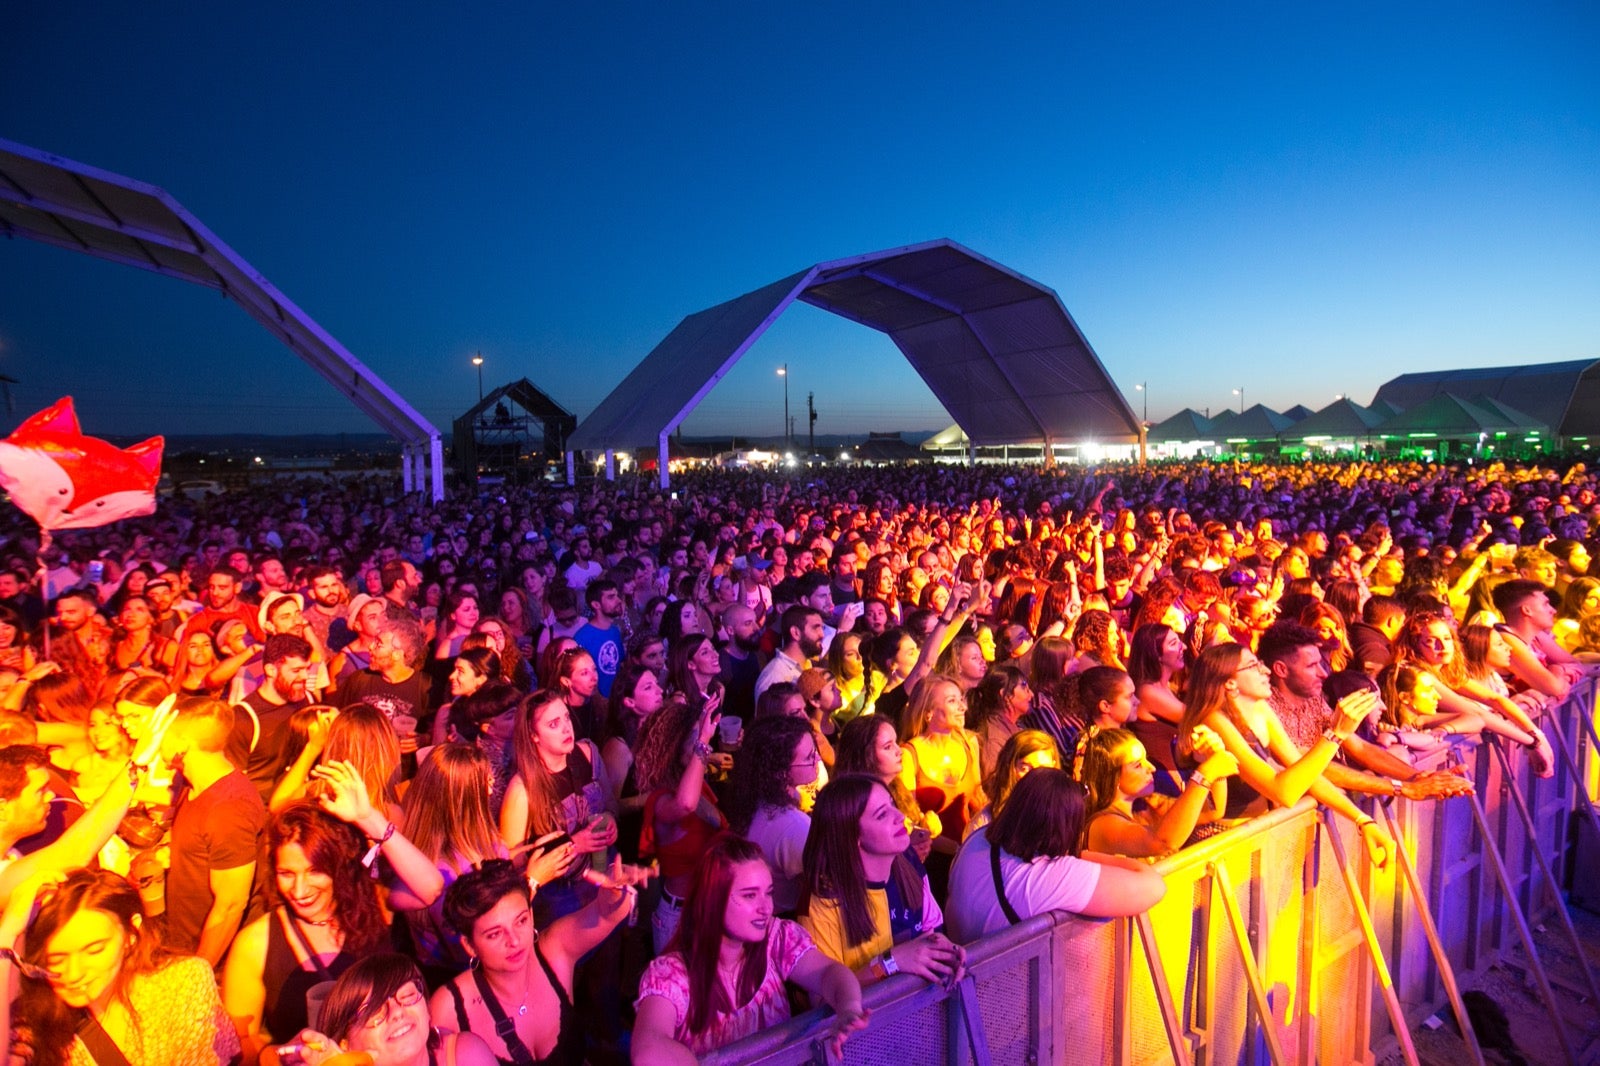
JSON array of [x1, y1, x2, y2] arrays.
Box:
[[879, 950, 900, 976]]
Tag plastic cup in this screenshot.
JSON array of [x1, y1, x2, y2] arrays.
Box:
[[305, 980, 336, 1032], [717, 715, 743, 747], [390, 713, 418, 738]]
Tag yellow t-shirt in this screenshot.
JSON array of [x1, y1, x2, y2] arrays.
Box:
[[798, 874, 942, 974], [799, 891, 893, 973]]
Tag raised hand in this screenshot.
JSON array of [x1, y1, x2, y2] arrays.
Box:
[[310, 759, 376, 826]]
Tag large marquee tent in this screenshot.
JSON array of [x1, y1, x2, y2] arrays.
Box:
[[567, 239, 1139, 487], [0, 138, 445, 500]]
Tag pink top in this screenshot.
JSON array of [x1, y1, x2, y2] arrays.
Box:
[[635, 918, 816, 1055]]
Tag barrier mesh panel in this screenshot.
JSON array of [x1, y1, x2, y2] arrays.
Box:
[[1057, 920, 1120, 1065], [845, 998, 948, 1065], [971, 952, 1041, 1065]]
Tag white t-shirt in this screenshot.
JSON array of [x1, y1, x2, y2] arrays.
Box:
[[745, 804, 811, 913], [945, 826, 1102, 944]]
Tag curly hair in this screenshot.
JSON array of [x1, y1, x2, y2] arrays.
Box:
[[631, 694, 700, 794], [1072, 609, 1120, 666], [268, 802, 388, 954], [722, 715, 812, 834]]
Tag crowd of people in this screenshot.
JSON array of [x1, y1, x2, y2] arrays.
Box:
[[0, 454, 1595, 1064]]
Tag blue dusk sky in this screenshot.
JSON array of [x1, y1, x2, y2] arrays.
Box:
[[1, 3, 1596, 440]]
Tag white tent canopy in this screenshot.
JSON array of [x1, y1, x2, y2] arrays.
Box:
[[0, 138, 444, 500], [569, 240, 1138, 486]]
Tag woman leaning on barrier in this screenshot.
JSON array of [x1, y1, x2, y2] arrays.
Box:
[[944, 768, 1167, 944], [1174, 643, 1396, 868], [797, 774, 964, 987], [632, 835, 867, 1065], [1077, 725, 1237, 858]]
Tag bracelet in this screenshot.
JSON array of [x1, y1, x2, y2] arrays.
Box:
[[361, 822, 397, 870], [1187, 772, 1212, 792], [1356, 815, 1376, 829], [1321, 727, 1348, 746], [1391, 779, 1404, 798], [692, 741, 714, 761]]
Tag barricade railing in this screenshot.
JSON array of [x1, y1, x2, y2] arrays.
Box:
[[703, 682, 1600, 1066]]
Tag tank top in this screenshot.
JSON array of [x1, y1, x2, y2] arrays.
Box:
[[446, 944, 583, 1066], [261, 909, 358, 1041]]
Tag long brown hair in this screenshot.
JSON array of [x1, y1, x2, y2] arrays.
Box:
[[798, 775, 922, 949], [834, 715, 922, 829], [989, 768, 1088, 860], [402, 743, 501, 870], [668, 834, 772, 1035], [1055, 665, 1130, 729], [18, 870, 170, 1066], [510, 689, 573, 839], [1074, 727, 1139, 815], [1175, 642, 1250, 759], [631, 693, 699, 795], [321, 704, 402, 807]]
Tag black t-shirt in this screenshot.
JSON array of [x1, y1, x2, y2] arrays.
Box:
[[719, 650, 761, 721], [335, 668, 434, 729], [229, 691, 311, 802]]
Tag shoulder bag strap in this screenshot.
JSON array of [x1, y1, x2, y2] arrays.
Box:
[[988, 838, 1023, 926], [470, 963, 538, 1066], [74, 1012, 134, 1066]]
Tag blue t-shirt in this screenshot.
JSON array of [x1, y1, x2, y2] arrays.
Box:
[[574, 622, 623, 697]]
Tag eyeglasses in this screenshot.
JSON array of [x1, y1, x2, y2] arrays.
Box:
[[1235, 660, 1270, 674], [791, 752, 821, 768], [361, 983, 426, 1030]]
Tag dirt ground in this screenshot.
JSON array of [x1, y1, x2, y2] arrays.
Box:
[[1377, 903, 1600, 1066]]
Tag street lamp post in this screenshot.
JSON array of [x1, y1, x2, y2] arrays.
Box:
[[472, 353, 484, 404], [1233, 386, 1245, 414], [1135, 382, 1147, 424], [777, 364, 789, 450]]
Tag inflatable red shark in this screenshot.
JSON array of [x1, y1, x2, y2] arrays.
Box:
[[0, 397, 163, 531]]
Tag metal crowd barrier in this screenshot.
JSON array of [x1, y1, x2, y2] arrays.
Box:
[[701, 680, 1600, 1066]]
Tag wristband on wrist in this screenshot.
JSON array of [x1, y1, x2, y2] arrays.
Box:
[[362, 822, 397, 869], [1391, 779, 1404, 798], [692, 740, 714, 761], [1322, 727, 1348, 745], [879, 950, 900, 977], [1188, 772, 1212, 792]]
